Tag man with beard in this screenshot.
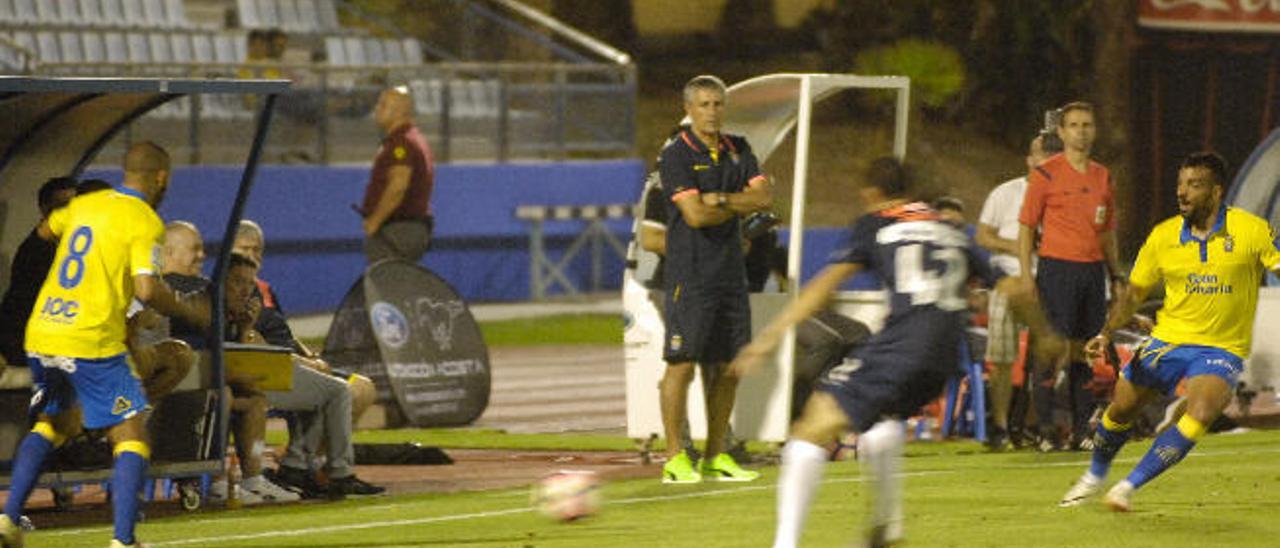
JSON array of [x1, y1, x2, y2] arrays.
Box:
[[1059, 152, 1280, 511]]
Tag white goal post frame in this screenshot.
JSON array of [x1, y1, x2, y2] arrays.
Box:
[[624, 73, 911, 444]]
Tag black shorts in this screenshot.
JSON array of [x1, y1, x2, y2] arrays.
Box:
[[1035, 257, 1106, 340], [662, 283, 750, 364], [816, 311, 964, 434]]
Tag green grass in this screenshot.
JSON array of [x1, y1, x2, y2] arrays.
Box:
[[475, 313, 622, 347], [298, 313, 622, 351], [35, 430, 1280, 547]]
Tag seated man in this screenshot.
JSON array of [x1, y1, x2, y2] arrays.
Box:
[[221, 252, 385, 498], [232, 220, 378, 421], [159, 221, 297, 504], [232, 220, 380, 497]]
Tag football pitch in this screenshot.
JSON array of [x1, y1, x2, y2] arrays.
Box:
[[34, 429, 1280, 547]]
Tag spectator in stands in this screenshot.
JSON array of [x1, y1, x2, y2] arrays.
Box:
[[231, 220, 378, 426], [358, 86, 435, 264], [221, 252, 385, 498], [267, 28, 288, 62], [159, 221, 297, 505], [1017, 101, 1125, 451], [976, 133, 1054, 449], [656, 75, 773, 483], [239, 30, 279, 80], [0, 176, 77, 367]]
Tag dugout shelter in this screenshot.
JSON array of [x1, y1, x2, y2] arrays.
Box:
[[624, 73, 910, 444], [0, 76, 287, 509]]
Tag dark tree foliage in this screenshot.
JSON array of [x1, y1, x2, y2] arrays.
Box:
[[805, 0, 1101, 146]]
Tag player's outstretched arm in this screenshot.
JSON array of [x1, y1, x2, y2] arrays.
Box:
[[134, 274, 211, 330], [730, 262, 860, 377]]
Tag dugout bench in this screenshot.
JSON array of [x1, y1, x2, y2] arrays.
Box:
[[0, 76, 287, 512]]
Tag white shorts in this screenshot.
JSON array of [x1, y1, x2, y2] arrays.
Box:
[[985, 288, 1023, 365]]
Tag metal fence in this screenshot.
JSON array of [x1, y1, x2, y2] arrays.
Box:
[[29, 60, 636, 166]]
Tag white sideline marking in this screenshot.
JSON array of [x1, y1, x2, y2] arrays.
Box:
[[144, 472, 949, 546], [42, 445, 1280, 544]]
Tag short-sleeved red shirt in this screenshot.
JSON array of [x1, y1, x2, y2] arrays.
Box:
[[1018, 153, 1114, 262], [362, 123, 435, 219]]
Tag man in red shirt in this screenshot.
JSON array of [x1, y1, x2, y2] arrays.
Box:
[[360, 86, 435, 264], [1017, 102, 1125, 451]]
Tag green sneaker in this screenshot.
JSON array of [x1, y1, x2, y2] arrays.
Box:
[[0, 514, 23, 548], [662, 452, 702, 484], [700, 453, 760, 482]]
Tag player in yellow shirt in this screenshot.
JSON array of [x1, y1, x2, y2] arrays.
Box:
[[1059, 151, 1280, 512], [0, 142, 209, 548]]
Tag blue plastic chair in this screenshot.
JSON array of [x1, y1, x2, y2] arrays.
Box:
[[941, 333, 986, 442]]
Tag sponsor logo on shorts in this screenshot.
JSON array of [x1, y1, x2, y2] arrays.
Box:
[[370, 301, 410, 349], [112, 396, 132, 415], [669, 334, 683, 352]]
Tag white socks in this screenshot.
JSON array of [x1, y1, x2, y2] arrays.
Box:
[[774, 439, 828, 548], [858, 420, 905, 544]]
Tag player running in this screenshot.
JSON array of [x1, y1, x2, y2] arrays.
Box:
[[732, 157, 1058, 547], [1059, 151, 1280, 511], [0, 143, 210, 548]]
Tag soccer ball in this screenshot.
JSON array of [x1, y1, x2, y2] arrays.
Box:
[[531, 470, 601, 522]]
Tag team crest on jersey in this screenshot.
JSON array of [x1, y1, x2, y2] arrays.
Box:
[[394, 146, 407, 160], [112, 396, 132, 415], [1223, 235, 1234, 253]]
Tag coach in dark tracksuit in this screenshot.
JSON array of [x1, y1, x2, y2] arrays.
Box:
[[656, 75, 772, 484]]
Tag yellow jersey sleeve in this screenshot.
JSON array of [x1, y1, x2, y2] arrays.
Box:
[[130, 216, 163, 277], [1129, 223, 1165, 289], [1254, 221, 1280, 272]]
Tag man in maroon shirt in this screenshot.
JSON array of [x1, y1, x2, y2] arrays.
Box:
[[360, 86, 435, 264]]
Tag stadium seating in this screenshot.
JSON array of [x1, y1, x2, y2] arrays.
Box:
[[321, 35, 424, 68], [236, 0, 339, 33], [0, 0, 190, 30]]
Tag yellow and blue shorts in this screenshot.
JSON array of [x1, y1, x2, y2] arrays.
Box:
[[28, 352, 148, 430], [1122, 338, 1244, 395]]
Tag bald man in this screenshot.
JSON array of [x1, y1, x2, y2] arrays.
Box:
[[358, 86, 435, 264]]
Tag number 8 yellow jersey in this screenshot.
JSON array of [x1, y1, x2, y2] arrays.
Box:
[[25, 188, 164, 359]]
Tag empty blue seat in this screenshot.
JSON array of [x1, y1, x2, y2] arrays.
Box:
[[163, 0, 187, 28], [141, 0, 166, 28], [168, 32, 191, 63], [147, 32, 170, 62], [125, 31, 150, 62], [121, 0, 145, 27], [103, 31, 128, 63], [12, 0, 37, 24], [80, 30, 106, 62], [58, 32, 83, 63], [79, 0, 105, 28], [56, 0, 82, 25], [35, 31, 60, 63]]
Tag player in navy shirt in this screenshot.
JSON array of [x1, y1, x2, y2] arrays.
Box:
[[732, 157, 1060, 548]]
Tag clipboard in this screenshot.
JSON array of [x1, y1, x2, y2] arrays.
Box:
[[224, 342, 294, 391]]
